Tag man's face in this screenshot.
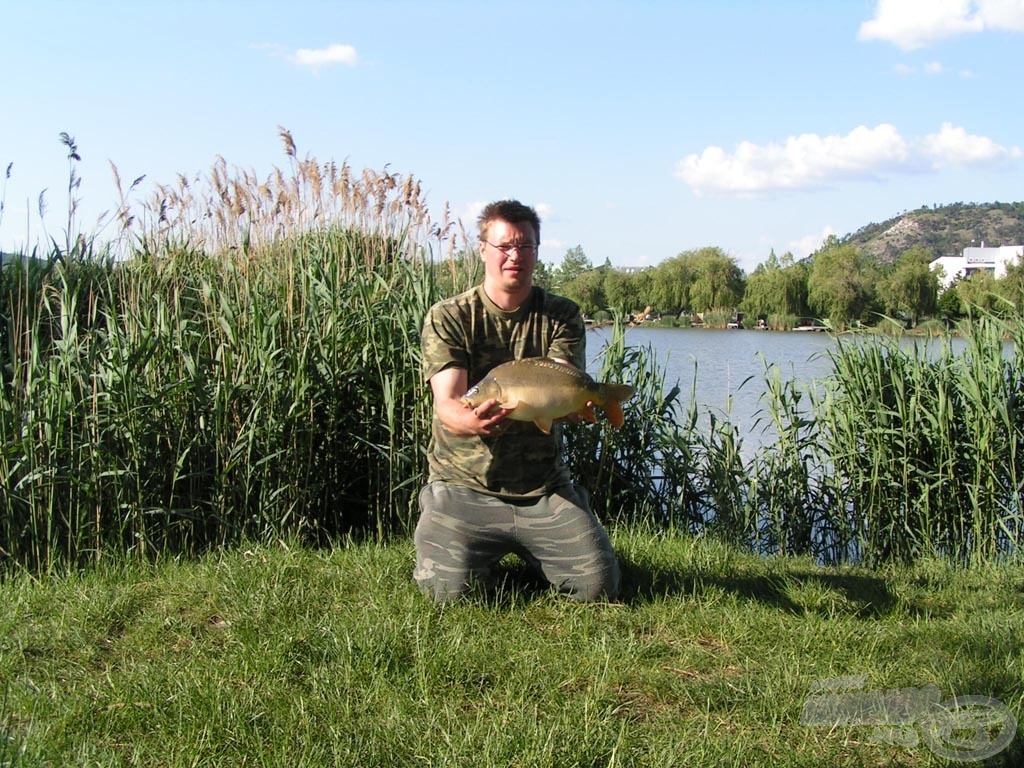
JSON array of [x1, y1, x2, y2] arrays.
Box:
[[479, 219, 538, 295]]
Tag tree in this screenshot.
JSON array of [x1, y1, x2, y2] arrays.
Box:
[[562, 268, 606, 316], [687, 247, 744, 312], [645, 247, 743, 315], [740, 251, 807, 319], [879, 246, 939, 326], [998, 252, 1024, 309], [936, 282, 962, 319], [957, 271, 1003, 315], [647, 255, 693, 314], [532, 259, 555, 291], [603, 268, 640, 314], [807, 244, 874, 327], [552, 245, 591, 294]]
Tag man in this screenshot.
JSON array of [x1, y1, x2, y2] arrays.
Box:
[[413, 199, 621, 603]]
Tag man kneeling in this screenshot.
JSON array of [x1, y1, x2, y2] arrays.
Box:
[[413, 199, 619, 603]]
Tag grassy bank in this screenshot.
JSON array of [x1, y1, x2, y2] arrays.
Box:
[[1, 530, 1021, 767]]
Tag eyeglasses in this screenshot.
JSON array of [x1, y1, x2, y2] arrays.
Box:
[[482, 240, 538, 256]]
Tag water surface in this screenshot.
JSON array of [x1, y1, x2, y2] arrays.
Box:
[[587, 325, 838, 437]]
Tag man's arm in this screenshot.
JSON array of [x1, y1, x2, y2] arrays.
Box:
[[429, 367, 510, 437]]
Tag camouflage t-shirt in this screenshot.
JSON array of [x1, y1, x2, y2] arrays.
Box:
[[421, 285, 586, 498]]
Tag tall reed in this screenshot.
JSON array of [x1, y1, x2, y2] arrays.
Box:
[[569, 313, 1024, 567], [812, 315, 1023, 565], [1, 133, 467, 571], [564, 317, 754, 540], [564, 315, 701, 527]]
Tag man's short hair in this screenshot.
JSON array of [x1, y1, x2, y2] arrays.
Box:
[[477, 200, 541, 243]]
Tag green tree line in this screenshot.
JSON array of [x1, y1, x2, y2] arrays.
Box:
[[534, 238, 1024, 331]]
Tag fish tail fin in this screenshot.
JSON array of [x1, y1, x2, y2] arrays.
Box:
[[603, 383, 635, 401], [596, 383, 633, 429], [601, 399, 625, 428]]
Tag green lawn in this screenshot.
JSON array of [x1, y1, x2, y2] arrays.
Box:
[[1, 529, 1021, 767]]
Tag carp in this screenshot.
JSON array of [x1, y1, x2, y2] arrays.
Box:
[[461, 357, 635, 434]]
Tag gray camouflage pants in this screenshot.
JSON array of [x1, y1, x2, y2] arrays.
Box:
[[413, 481, 620, 603]]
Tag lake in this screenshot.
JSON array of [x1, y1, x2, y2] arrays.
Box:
[[585, 325, 975, 453], [587, 325, 837, 436]]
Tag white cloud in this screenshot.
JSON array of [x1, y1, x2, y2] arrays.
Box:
[[533, 202, 554, 220], [921, 122, 1024, 166], [892, 61, 949, 75], [675, 124, 910, 195], [788, 227, 837, 260], [977, 0, 1024, 29], [859, 0, 981, 49], [675, 123, 1020, 196], [289, 43, 358, 71], [858, 0, 1024, 49]]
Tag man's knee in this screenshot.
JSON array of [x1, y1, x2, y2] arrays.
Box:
[[557, 555, 621, 602], [413, 482, 497, 603], [413, 564, 472, 604]]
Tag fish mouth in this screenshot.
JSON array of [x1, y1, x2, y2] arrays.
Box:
[[461, 386, 480, 406]]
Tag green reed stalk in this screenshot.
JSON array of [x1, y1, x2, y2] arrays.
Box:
[[815, 317, 1024, 566], [750, 362, 832, 560], [566, 315, 697, 528]]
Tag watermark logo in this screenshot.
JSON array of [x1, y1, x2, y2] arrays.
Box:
[[800, 675, 1017, 762]]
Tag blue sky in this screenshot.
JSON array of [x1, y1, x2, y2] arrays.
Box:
[[2, 0, 1022, 272]]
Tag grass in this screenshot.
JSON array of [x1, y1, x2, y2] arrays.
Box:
[[1, 529, 1021, 767]]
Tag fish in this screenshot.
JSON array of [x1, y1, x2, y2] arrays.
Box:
[[460, 357, 635, 435]]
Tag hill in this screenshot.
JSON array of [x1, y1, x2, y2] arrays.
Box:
[[817, 201, 1024, 265]]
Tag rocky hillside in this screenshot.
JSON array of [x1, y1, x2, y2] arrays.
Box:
[[818, 202, 1024, 265]]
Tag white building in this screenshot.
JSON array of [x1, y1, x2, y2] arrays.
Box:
[[931, 244, 1024, 289]]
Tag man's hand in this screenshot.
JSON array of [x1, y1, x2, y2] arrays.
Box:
[[430, 368, 510, 437], [465, 397, 511, 436], [547, 358, 597, 426]]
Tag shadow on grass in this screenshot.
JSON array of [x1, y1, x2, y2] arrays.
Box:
[[480, 553, 898, 617], [616, 554, 898, 617]]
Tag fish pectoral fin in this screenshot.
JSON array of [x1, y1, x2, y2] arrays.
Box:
[[533, 417, 554, 434], [573, 405, 598, 424], [500, 398, 519, 411]]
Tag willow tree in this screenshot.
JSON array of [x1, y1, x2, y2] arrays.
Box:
[[741, 250, 808, 319], [807, 243, 875, 327], [878, 246, 939, 326], [562, 268, 606, 316], [647, 247, 742, 315], [603, 267, 642, 315], [647, 254, 693, 314], [688, 247, 745, 312]]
